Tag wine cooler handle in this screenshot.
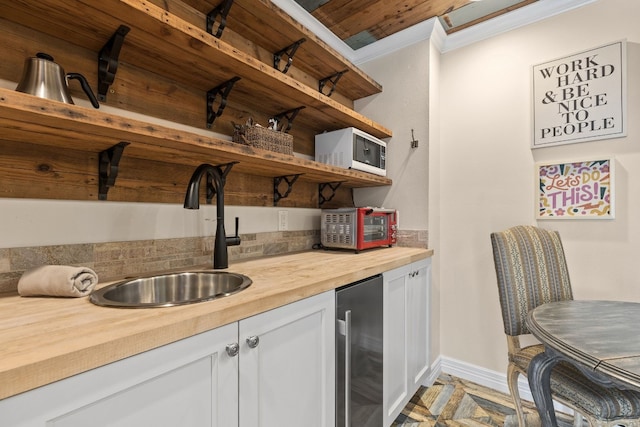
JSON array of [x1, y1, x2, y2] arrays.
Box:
[[344, 310, 352, 427]]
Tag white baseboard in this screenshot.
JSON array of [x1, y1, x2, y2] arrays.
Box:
[[425, 355, 574, 416]]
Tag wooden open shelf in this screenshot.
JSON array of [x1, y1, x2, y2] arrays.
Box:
[[180, 0, 383, 100], [0, 0, 392, 206], [0, 88, 391, 188], [0, 0, 391, 140]]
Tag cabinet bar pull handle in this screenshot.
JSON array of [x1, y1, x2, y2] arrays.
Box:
[[344, 309, 352, 427]]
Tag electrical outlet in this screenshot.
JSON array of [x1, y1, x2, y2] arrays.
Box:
[[278, 210, 288, 231]]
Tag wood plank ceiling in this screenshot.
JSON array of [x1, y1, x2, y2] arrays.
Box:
[[293, 0, 539, 49]]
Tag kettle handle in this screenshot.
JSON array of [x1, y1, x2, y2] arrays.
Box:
[[67, 73, 100, 109]]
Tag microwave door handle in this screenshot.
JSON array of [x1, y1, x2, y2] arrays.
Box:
[[362, 140, 370, 163]]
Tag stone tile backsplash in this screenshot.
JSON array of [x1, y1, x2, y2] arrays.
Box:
[[0, 229, 427, 294], [0, 231, 319, 294], [396, 229, 429, 249]]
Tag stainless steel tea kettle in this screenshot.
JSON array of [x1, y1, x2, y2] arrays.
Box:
[[16, 53, 100, 108]]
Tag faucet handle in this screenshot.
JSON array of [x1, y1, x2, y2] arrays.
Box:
[[227, 216, 241, 247]]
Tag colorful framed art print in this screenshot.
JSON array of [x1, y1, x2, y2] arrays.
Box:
[[536, 158, 614, 219]]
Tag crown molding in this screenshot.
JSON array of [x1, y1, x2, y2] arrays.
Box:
[[273, 0, 597, 64], [351, 19, 436, 65], [430, 19, 448, 54], [442, 0, 598, 53]]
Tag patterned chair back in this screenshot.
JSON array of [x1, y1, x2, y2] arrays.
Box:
[[491, 225, 573, 337]]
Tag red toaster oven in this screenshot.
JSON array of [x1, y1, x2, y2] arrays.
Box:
[[321, 207, 397, 252]]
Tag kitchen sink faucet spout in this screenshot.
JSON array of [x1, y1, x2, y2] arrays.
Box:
[[184, 163, 240, 269]]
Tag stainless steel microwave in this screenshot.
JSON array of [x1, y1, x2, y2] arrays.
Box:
[[314, 127, 387, 176]]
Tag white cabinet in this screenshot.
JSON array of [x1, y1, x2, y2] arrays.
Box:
[[0, 322, 239, 427], [0, 291, 335, 427], [382, 258, 431, 426], [239, 291, 335, 427], [0, 258, 432, 427], [383, 263, 411, 423], [407, 258, 431, 390]]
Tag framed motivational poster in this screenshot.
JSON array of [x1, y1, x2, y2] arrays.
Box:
[[532, 40, 626, 148], [537, 158, 614, 219]]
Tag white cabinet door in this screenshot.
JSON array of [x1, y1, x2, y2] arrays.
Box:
[[0, 323, 239, 427], [238, 291, 335, 427], [382, 263, 410, 426], [407, 258, 431, 390], [383, 259, 432, 426]]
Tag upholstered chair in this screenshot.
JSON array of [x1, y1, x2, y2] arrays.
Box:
[[491, 225, 640, 427]]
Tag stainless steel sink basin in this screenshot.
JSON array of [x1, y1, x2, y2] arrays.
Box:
[[89, 271, 252, 308]]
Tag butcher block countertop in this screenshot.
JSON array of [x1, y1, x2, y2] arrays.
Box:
[[0, 247, 432, 400]]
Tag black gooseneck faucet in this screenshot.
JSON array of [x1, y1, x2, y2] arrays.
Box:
[[184, 163, 240, 269]]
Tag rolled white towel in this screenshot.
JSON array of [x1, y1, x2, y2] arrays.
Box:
[[18, 265, 99, 298]]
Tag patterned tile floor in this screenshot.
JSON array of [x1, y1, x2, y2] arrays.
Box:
[[392, 374, 577, 427]]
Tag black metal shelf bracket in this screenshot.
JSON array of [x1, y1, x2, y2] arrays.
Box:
[[319, 181, 343, 206], [273, 39, 306, 74], [207, 0, 235, 38], [98, 141, 130, 200], [206, 172, 217, 204], [98, 25, 130, 102], [207, 77, 241, 128], [274, 174, 302, 206], [205, 162, 237, 204], [319, 70, 348, 97], [272, 106, 305, 133]]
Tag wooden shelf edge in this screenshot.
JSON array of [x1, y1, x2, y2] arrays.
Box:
[[230, 0, 383, 99], [172, 0, 382, 100], [0, 89, 392, 189]]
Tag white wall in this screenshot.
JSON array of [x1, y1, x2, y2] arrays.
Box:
[[353, 41, 430, 231], [428, 36, 443, 366], [438, 0, 640, 373], [0, 200, 320, 248]]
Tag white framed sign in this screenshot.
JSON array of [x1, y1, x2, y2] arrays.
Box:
[[532, 40, 626, 148]]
